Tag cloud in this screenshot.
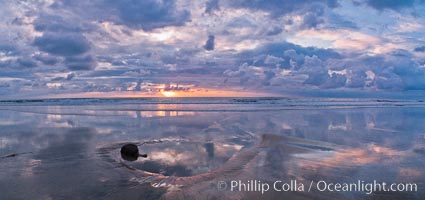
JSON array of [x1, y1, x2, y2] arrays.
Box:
[[301, 4, 326, 29], [0, 45, 17, 54], [31, 13, 97, 71], [303, 71, 328, 86], [50, 73, 76, 81], [292, 29, 382, 51], [66, 73, 76, 81], [17, 58, 37, 68], [224, 43, 339, 87], [229, 0, 338, 17], [204, 35, 215, 51], [33, 54, 60, 65], [33, 15, 83, 33], [65, 55, 96, 71], [323, 73, 348, 88], [0, 58, 38, 69], [226, 0, 339, 30], [54, 0, 190, 31], [266, 26, 283, 36], [346, 70, 367, 88], [205, 0, 220, 14], [33, 33, 96, 70], [327, 13, 358, 29], [365, 0, 415, 10], [0, 45, 39, 69], [375, 72, 403, 90], [237, 41, 340, 69], [0, 82, 10, 88], [414, 46, 425, 52], [2, 0, 425, 98], [34, 33, 91, 57], [222, 39, 425, 91], [105, 0, 190, 30], [389, 51, 425, 90]]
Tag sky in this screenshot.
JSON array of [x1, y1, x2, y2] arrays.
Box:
[[1, 0, 425, 99]]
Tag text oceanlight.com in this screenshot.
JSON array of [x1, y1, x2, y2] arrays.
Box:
[[216, 180, 418, 195]]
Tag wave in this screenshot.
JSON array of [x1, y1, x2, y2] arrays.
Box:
[[1, 98, 425, 115], [0, 97, 423, 105]]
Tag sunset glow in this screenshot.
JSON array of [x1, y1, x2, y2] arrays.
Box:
[[160, 90, 176, 97], [43, 87, 275, 99]]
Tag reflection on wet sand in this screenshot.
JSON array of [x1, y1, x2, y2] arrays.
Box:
[[0, 105, 424, 199], [139, 111, 195, 118], [98, 133, 423, 199]]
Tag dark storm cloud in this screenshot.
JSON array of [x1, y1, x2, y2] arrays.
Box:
[[103, 0, 190, 30], [32, 13, 97, 71], [66, 73, 76, 80], [346, 70, 367, 88], [414, 46, 425, 52], [33, 33, 90, 57], [226, 0, 340, 30], [33, 54, 60, 65], [224, 42, 347, 88], [303, 70, 328, 86], [237, 42, 340, 69], [365, 0, 415, 10], [0, 58, 37, 69], [84, 69, 130, 77], [17, 58, 37, 68], [64, 55, 96, 71], [225, 40, 425, 91], [229, 0, 338, 17], [302, 12, 325, 29], [34, 15, 82, 33], [205, 0, 220, 13], [321, 73, 348, 88], [0, 44, 17, 54], [388, 50, 425, 90], [0, 45, 38, 69], [33, 33, 97, 70], [55, 0, 190, 31], [345, 51, 425, 91], [204, 35, 215, 51]]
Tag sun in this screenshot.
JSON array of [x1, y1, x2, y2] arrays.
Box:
[[160, 91, 176, 97]]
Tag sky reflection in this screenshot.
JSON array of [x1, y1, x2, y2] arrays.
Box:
[[0, 104, 424, 199]]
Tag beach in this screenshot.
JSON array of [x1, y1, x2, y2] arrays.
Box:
[[0, 98, 424, 199]]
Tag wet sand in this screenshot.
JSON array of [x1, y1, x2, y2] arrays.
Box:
[[0, 100, 424, 199]]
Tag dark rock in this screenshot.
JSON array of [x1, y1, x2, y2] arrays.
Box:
[[121, 143, 139, 161]]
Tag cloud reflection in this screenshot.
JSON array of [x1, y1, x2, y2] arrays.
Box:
[[0, 105, 424, 199]]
